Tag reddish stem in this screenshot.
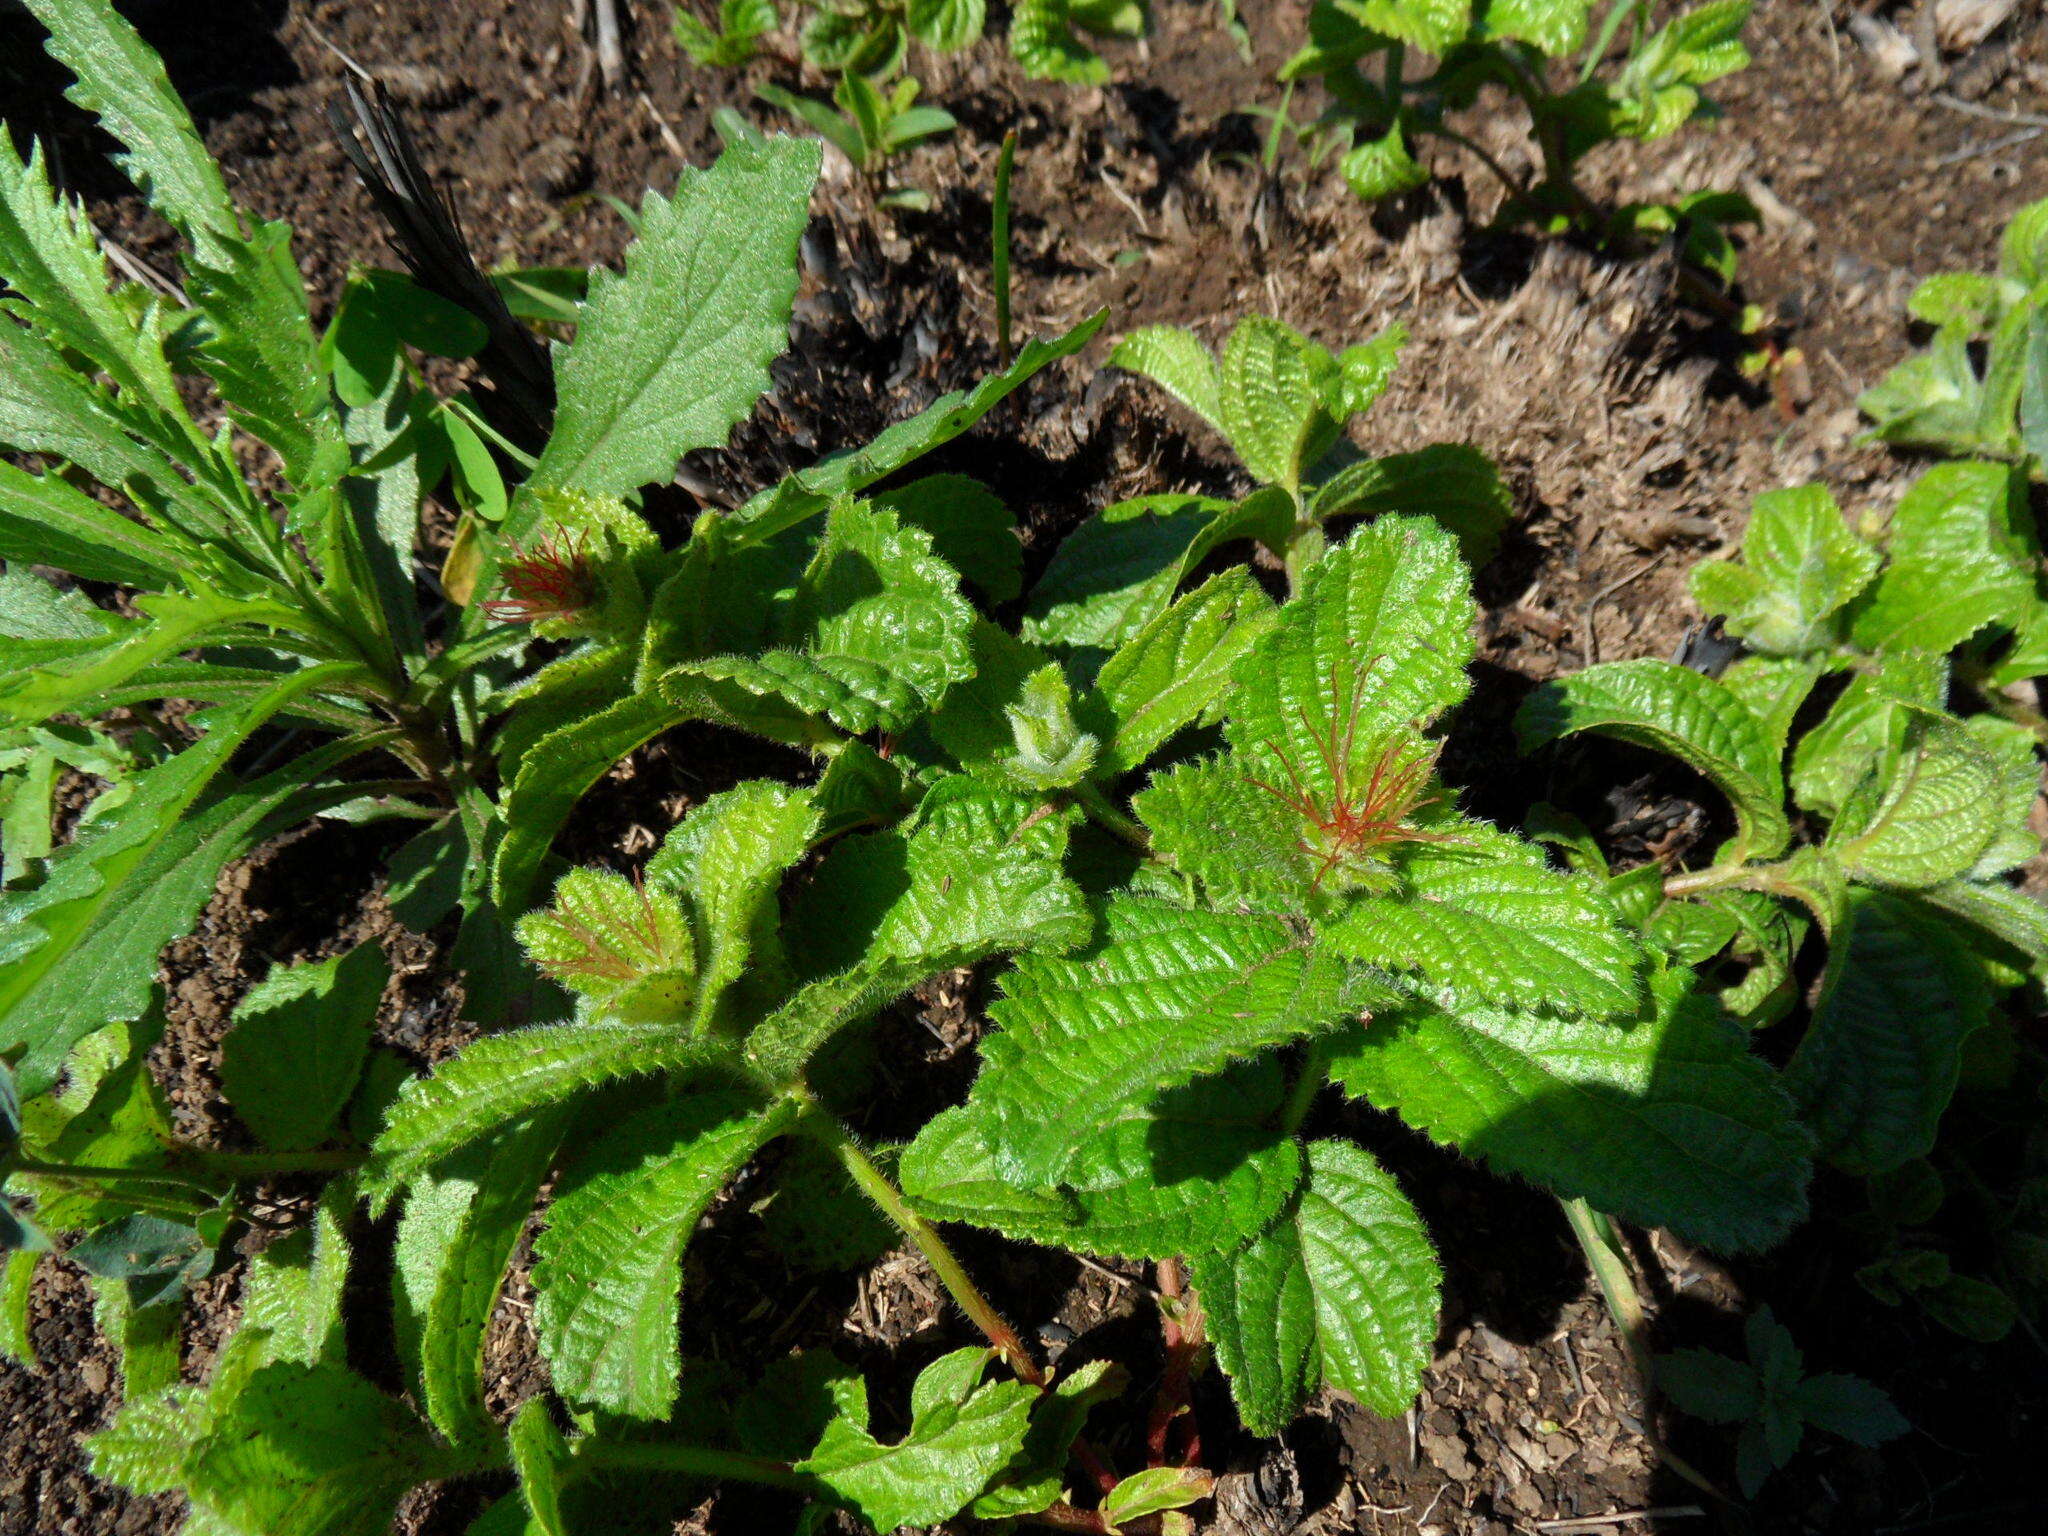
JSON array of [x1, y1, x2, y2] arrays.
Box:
[[1146, 1259, 1208, 1468]]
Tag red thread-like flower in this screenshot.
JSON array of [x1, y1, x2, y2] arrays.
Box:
[[482, 530, 593, 624], [1244, 655, 1456, 890]]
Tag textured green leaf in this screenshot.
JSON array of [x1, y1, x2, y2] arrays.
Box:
[[1346, 0, 1472, 51], [491, 682, 696, 913], [646, 781, 820, 1031], [798, 1347, 1036, 1531], [1961, 714, 2043, 879], [869, 474, 1021, 601], [1849, 462, 2037, 654], [1092, 569, 1278, 776], [0, 133, 185, 421], [1518, 659, 1790, 860], [1326, 819, 1641, 1018], [241, 1181, 352, 1368], [1108, 324, 1224, 434], [1919, 878, 2048, 968], [1194, 1139, 1440, 1435], [507, 1398, 570, 1536], [688, 499, 974, 736], [1309, 444, 1510, 565], [516, 865, 696, 1022], [1023, 490, 1291, 651], [1217, 317, 1342, 489], [0, 1250, 37, 1366], [1341, 118, 1430, 201], [1789, 650, 1947, 819], [0, 457, 187, 587], [367, 1019, 726, 1209], [1483, 0, 1593, 53], [184, 217, 342, 491], [0, 670, 360, 1097], [755, 780, 1090, 1075], [905, 1060, 1304, 1259], [1656, 1349, 1761, 1424], [521, 137, 818, 509], [1010, 0, 1112, 83], [731, 313, 1105, 541], [1232, 515, 1475, 768], [1103, 1465, 1215, 1525], [1690, 485, 1881, 655], [221, 945, 386, 1150], [969, 1357, 1122, 1520], [393, 1111, 567, 1446], [1716, 654, 1823, 763], [1786, 889, 1992, 1174], [1329, 964, 1813, 1250], [23, 0, 237, 256], [533, 1092, 789, 1418], [971, 896, 1348, 1183], [181, 1362, 438, 1536], [1830, 709, 2004, 888]]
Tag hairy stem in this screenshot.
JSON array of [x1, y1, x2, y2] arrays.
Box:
[[795, 1095, 1047, 1388], [1280, 1037, 1332, 1135], [1070, 780, 1150, 852]]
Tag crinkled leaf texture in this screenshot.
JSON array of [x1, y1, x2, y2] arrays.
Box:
[[1227, 515, 1477, 766], [1329, 964, 1813, 1251], [686, 499, 975, 736], [220, 945, 386, 1151], [1829, 709, 2006, 889], [532, 1091, 793, 1418], [798, 1346, 1037, 1532], [1324, 820, 1642, 1020], [1108, 324, 1223, 435], [1193, 1139, 1441, 1436], [520, 136, 819, 510], [971, 895, 1350, 1185], [1849, 462, 2037, 656], [1518, 659, 1790, 861], [367, 1019, 724, 1211], [1785, 889, 1992, 1175], [902, 1059, 1304, 1260], [1690, 484, 1881, 655]]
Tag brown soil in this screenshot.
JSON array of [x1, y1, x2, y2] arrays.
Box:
[[5, 2, 2048, 1534]]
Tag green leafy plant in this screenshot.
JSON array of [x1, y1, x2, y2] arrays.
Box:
[[0, 716, 161, 885], [1099, 314, 1511, 600], [1860, 192, 2048, 472], [897, 513, 1812, 1442], [674, 0, 1149, 87], [756, 72, 958, 208], [1848, 1157, 2023, 1344], [1658, 1307, 1907, 1497], [673, 0, 781, 66], [1520, 462, 2048, 1179], [1277, 1, 1757, 273]]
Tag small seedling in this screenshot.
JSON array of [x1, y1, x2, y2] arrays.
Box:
[[1658, 1307, 1907, 1497], [757, 72, 958, 208]]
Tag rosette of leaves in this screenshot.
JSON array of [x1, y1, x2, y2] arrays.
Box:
[[1277, 1, 1756, 268], [901, 515, 1814, 1437], [1859, 192, 2048, 472], [1082, 315, 1509, 632], [1520, 462, 2048, 1181], [323, 773, 1109, 1528]]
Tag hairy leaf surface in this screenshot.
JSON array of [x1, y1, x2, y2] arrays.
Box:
[[1329, 966, 1813, 1250], [1193, 1140, 1440, 1435]]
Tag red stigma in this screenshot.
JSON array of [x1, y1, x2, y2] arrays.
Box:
[[482, 529, 593, 624], [1243, 653, 1454, 890]]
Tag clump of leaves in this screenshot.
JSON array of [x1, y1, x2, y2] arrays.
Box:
[[1520, 462, 2048, 1182], [1848, 1156, 2023, 1344], [1658, 1307, 1907, 1497], [1090, 313, 1510, 616], [905, 515, 1813, 1440], [755, 72, 958, 209], [1859, 192, 2048, 471], [1278, 0, 1758, 275], [675, 0, 1149, 86]]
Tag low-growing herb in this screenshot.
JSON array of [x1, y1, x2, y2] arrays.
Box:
[[1278, 0, 1758, 275]]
